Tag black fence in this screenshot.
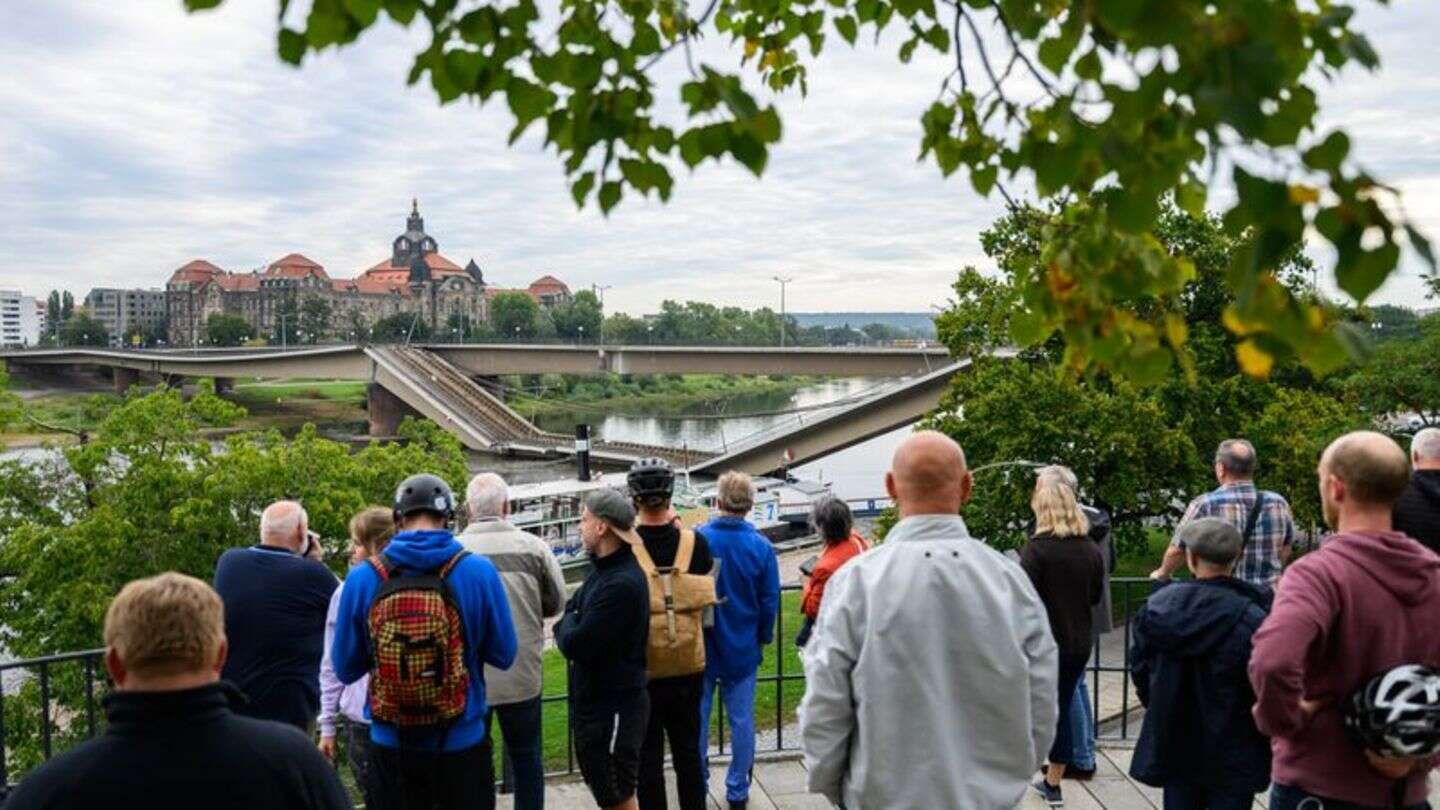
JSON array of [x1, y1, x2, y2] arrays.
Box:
[[0, 579, 1153, 789]]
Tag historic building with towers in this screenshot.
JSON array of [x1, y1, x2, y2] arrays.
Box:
[[163, 201, 570, 346]]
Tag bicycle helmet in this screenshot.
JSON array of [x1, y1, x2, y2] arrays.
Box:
[[1344, 664, 1440, 758], [627, 457, 675, 502], [393, 473, 456, 522]]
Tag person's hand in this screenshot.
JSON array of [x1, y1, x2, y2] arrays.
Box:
[[317, 735, 336, 760], [304, 531, 324, 561], [1365, 750, 1419, 779], [1148, 568, 1168, 581]]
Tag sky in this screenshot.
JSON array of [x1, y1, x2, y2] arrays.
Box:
[[0, 1, 1437, 315]]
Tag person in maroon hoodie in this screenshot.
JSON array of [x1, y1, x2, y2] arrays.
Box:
[[1250, 431, 1440, 810]]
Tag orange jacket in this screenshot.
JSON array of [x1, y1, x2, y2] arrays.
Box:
[[801, 532, 870, 619]]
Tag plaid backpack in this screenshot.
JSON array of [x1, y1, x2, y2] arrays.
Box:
[[366, 550, 470, 727]]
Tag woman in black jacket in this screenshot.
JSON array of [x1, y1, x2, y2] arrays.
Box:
[[1020, 466, 1107, 807]]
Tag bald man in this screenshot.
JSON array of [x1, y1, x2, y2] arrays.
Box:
[[215, 500, 338, 732], [1250, 432, 1440, 810], [798, 431, 1058, 810]]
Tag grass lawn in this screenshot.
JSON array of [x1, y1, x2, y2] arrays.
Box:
[[230, 379, 368, 405]]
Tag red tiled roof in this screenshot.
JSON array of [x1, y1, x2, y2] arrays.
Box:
[[214, 274, 260, 292], [363, 252, 465, 277], [529, 275, 570, 294], [266, 253, 329, 279], [332, 278, 411, 295], [169, 259, 225, 285]]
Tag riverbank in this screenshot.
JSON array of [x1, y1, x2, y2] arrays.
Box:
[[503, 374, 820, 419]]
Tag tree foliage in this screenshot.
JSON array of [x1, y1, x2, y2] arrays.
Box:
[[551, 290, 604, 341], [1338, 314, 1440, 429], [372, 311, 432, 341], [300, 295, 334, 343], [930, 206, 1366, 551], [187, 0, 1433, 379], [206, 312, 254, 347], [491, 291, 542, 338], [58, 313, 109, 347]]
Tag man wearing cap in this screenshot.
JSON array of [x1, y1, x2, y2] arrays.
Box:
[[556, 489, 652, 810], [331, 474, 518, 810]]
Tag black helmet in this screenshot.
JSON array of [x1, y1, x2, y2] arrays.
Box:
[[1344, 664, 1440, 758], [627, 457, 674, 502], [393, 474, 456, 522]]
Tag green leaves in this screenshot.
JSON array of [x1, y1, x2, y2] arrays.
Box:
[[194, 0, 1429, 380]]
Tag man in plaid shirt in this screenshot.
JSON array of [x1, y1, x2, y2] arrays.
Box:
[[1151, 439, 1296, 587]]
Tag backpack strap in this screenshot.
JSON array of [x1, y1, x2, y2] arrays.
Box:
[[1241, 492, 1269, 550], [438, 550, 469, 578], [632, 541, 659, 575], [674, 529, 696, 572], [367, 553, 396, 581]]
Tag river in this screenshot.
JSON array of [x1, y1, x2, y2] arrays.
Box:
[[528, 377, 908, 502]]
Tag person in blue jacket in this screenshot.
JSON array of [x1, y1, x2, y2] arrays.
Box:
[[698, 472, 781, 810], [331, 474, 518, 810]]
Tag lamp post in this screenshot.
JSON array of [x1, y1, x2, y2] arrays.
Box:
[[771, 275, 793, 348], [577, 325, 585, 345]]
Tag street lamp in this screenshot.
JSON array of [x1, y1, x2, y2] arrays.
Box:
[[646, 324, 654, 345], [772, 275, 794, 348], [577, 325, 585, 345]]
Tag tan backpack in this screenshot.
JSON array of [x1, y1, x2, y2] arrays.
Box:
[[632, 529, 718, 679]]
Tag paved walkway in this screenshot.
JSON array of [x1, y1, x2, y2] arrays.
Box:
[[506, 749, 1440, 809]]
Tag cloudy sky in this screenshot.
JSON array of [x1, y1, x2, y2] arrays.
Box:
[[1, 1, 1436, 315]]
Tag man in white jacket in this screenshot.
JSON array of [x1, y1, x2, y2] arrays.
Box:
[[798, 431, 1059, 809]]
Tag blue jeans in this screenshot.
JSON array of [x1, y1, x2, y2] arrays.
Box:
[[1163, 783, 1254, 810], [488, 696, 544, 810], [1270, 783, 1432, 810], [1069, 669, 1096, 771], [700, 669, 757, 803]]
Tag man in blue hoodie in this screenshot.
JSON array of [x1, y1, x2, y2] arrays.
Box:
[[331, 474, 518, 810], [1129, 517, 1272, 810], [698, 472, 781, 810]]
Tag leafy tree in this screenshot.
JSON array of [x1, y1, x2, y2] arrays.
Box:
[[603, 312, 652, 344], [206, 313, 253, 347], [341, 306, 371, 343], [551, 290, 604, 341], [930, 206, 1364, 551], [58, 313, 108, 347], [299, 295, 334, 343], [45, 291, 61, 338], [60, 292, 74, 322], [144, 318, 170, 347], [1339, 314, 1440, 428], [372, 312, 431, 342], [491, 292, 541, 339], [188, 0, 1434, 379], [0, 364, 20, 430], [1358, 304, 1421, 343]]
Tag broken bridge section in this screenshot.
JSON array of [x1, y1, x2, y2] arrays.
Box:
[[365, 345, 708, 468]]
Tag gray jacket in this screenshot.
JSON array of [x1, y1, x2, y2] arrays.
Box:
[[798, 514, 1058, 810], [458, 519, 566, 705]]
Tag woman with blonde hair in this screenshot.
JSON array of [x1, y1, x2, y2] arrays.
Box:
[[317, 506, 394, 803], [1021, 466, 1106, 807]]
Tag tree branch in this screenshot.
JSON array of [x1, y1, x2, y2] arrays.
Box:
[[991, 4, 1058, 100]]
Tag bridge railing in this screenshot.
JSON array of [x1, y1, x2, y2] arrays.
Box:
[[0, 580, 1153, 791]]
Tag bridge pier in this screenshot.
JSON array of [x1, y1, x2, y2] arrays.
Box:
[[113, 367, 139, 394], [367, 383, 420, 439]]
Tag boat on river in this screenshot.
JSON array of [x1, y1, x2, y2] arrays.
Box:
[[506, 471, 842, 570]]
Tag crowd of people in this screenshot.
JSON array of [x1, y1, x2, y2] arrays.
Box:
[[4, 426, 1438, 810]]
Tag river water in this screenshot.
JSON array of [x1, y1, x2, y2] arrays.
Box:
[[529, 378, 908, 502]]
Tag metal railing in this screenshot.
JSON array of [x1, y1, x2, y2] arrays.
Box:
[[0, 580, 1153, 790]]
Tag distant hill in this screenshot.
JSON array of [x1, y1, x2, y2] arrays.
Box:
[[790, 312, 936, 336]]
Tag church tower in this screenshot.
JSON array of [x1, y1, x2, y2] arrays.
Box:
[[392, 198, 439, 268]]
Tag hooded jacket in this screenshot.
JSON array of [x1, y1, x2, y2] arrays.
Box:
[[700, 514, 781, 681], [798, 515, 1058, 810], [1249, 531, 1440, 807], [330, 529, 518, 753], [1393, 469, 1440, 555], [1129, 577, 1272, 794]]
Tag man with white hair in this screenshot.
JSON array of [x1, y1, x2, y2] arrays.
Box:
[[214, 500, 338, 732], [457, 473, 566, 810], [1394, 427, 1440, 554]]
